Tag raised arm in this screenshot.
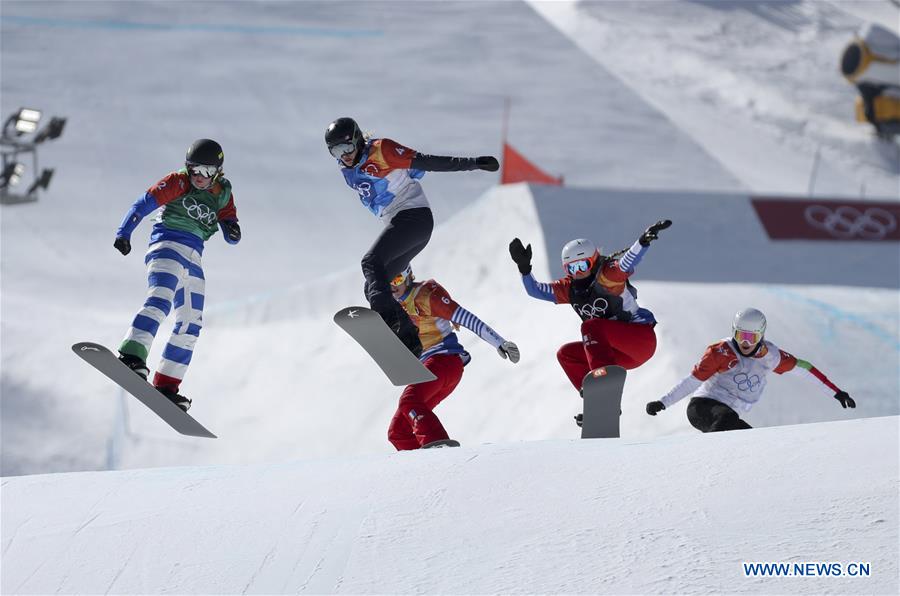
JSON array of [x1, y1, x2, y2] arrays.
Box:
[[616, 219, 672, 273], [426, 281, 519, 363], [509, 238, 558, 304]]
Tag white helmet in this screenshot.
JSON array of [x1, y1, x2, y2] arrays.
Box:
[[733, 308, 766, 344], [561, 238, 600, 276]]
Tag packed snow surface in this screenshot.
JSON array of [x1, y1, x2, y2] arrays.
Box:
[[3, 416, 897, 594]]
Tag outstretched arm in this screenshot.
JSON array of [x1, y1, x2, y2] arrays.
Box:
[[411, 153, 499, 172], [775, 352, 855, 408], [617, 240, 648, 274], [509, 238, 557, 303], [450, 306, 519, 363], [618, 219, 672, 273], [659, 374, 703, 408], [648, 375, 702, 416], [648, 341, 727, 415]]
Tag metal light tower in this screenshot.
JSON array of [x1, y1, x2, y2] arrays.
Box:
[[0, 107, 66, 204]]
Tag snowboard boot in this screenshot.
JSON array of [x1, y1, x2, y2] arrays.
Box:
[[118, 352, 149, 380], [156, 386, 192, 412], [422, 439, 460, 448], [381, 306, 423, 357]]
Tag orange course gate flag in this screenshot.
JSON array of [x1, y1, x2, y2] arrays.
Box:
[[500, 142, 563, 186]]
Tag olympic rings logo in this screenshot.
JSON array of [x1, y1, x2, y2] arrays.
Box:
[[733, 372, 761, 392], [183, 197, 217, 225], [578, 297, 609, 319], [804, 205, 897, 240], [355, 182, 372, 199]]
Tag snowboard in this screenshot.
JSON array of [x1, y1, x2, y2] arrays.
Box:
[[422, 439, 461, 449], [580, 366, 627, 439], [72, 342, 216, 438], [333, 306, 437, 386]]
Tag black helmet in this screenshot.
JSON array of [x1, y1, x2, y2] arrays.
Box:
[[325, 117, 364, 163], [185, 138, 224, 168]]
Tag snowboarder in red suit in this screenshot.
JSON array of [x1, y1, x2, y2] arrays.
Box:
[[509, 220, 670, 393], [387, 265, 519, 450]]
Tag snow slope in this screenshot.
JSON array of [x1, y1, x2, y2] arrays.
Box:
[[3, 416, 898, 594], [529, 0, 900, 198], [1, 1, 898, 478], [2, 1, 899, 593], [5, 181, 894, 474], [0, 0, 742, 475]]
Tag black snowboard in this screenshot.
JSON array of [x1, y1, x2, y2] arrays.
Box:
[[333, 306, 436, 386], [422, 439, 461, 449], [72, 342, 216, 438], [581, 366, 627, 439]]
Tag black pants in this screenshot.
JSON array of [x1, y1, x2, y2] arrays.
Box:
[[362, 207, 434, 315], [687, 397, 753, 433]]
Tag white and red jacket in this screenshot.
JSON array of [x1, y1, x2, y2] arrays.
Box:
[[660, 338, 841, 413]]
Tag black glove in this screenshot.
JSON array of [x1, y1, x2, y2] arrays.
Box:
[[646, 400, 666, 416], [509, 238, 532, 275], [834, 390, 856, 409], [639, 219, 672, 247], [221, 220, 241, 243], [475, 156, 500, 172], [113, 236, 131, 256]]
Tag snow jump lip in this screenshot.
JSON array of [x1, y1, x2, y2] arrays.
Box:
[[530, 185, 900, 289]]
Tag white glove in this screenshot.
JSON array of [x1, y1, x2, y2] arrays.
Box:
[[497, 341, 520, 363]]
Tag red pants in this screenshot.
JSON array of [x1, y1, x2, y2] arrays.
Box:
[[557, 318, 657, 390], [388, 353, 464, 450]]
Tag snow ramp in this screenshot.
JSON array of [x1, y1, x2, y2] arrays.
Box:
[[2, 416, 897, 594]]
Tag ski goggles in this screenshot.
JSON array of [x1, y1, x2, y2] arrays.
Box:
[[187, 164, 219, 178], [328, 142, 356, 159], [734, 330, 763, 344], [565, 258, 593, 276], [390, 270, 411, 287]]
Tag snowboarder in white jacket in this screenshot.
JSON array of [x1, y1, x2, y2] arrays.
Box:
[[645, 308, 855, 432]]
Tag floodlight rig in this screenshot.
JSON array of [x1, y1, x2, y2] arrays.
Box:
[[0, 107, 66, 204]]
